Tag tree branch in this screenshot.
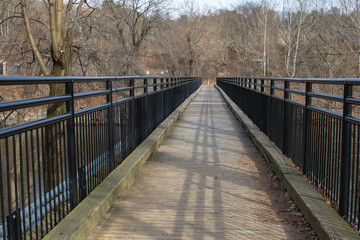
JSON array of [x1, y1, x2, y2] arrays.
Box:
[[21, 0, 50, 76], [0, 15, 49, 31], [71, 0, 85, 32], [49, 0, 60, 60]]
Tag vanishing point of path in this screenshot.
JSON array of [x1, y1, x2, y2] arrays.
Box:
[[88, 85, 314, 240]]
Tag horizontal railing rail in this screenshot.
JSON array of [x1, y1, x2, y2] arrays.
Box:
[[0, 76, 202, 240], [217, 76, 360, 233]]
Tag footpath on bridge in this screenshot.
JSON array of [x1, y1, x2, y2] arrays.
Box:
[[87, 85, 303, 239]]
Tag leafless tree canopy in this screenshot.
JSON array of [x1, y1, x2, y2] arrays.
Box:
[[1, 0, 360, 79]]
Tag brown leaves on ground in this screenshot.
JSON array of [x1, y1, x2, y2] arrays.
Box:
[[259, 158, 319, 240]]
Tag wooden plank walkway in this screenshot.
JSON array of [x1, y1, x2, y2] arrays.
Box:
[[87, 85, 300, 240]]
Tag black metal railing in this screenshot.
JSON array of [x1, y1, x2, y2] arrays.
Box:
[[217, 76, 360, 232], [0, 76, 201, 239]]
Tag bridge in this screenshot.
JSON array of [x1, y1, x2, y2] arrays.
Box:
[[0, 76, 359, 239]]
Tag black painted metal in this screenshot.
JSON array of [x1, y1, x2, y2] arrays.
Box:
[[340, 84, 352, 217], [217, 76, 360, 232], [0, 76, 201, 239]]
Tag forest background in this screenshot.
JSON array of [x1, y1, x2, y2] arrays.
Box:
[[2, 0, 360, 79]]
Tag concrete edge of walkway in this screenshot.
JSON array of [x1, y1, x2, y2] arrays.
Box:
[[215, 85, 359, 240], [43, 86, 202, 240]]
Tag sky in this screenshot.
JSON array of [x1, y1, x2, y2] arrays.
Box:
[[172, 0, 243, 13], [172, 0, 337, 14], [182, 0, 239, 10], [171, 0, 287, 14]]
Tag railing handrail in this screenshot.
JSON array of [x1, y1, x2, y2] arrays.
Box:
[[0, 76, 198, 132], [218, 76, 360, 118], [0, 76, 196, 85], [219, 76, 360, 84]]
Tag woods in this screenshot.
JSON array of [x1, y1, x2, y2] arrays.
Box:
[[0, 0, 360, 80]]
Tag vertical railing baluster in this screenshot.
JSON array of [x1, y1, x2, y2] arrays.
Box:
[[340, 83, 353, 218], [25, 131, 33, 239], [18, 133, 26, 240], [54, 122, 60, 224]]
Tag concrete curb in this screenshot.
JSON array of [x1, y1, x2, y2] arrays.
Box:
[[215, 85, 359, 240], [43, 86, 202, 240]]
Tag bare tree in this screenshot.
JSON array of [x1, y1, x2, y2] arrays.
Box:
[[21, 0, 86, 77], [154, 0, 220, 77], [0, 0, 23, 73], [100, 0, 166, 75], [337, 0, 360, 77], [20, 0, 90, 192], [225, 1, 277, 77], [278, 0, 312, 77]]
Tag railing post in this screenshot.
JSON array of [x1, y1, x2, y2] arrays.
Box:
[[144, 78, 149, 138], [268, 79, 275, 139], [120, 79, 126, 161], [106, 79, 115, 170], [153, 78, 157, 92], [270, 80, 275, 95], [282, 80, 289, 153], [168, 78, 173, 112], [302, 82, 312, 176], [66, 80, 78, 210], [7, 209, 21, 240], [339, 83, 352, 217], [161, 78, 165, 120], [129, 78, 135, 151]]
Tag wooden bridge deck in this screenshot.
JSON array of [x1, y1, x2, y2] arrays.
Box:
[[87, 85, 300, 239]]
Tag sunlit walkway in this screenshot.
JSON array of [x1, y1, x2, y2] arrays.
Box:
[[87, 85, 299, 239]]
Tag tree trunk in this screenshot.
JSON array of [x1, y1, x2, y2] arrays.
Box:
[[44, 29, 74, 192]]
